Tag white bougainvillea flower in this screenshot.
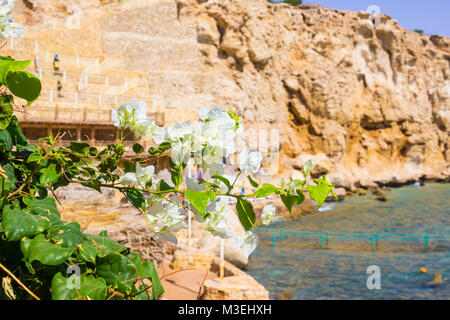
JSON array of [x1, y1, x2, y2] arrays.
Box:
[[0, 0, 14, 16], [286, 181, 297, 196], [146, 200, 187, 243], [0, 0, 25, 39], [186, 177, 206, 191], [119, 163, 155, 187], [199, 107, 236, 131], [203, 198, 234, 239], [133, 118, 165, 141], [111, 99, 147, 131], [232, 231, 258, 258], [148, 122, 167, 144], [133, 118, 152, 137], [302, 159, 314, 176], [118, 172, 138, 186], [166, 120, 192, 142], [136, 163, 155, 186], [261, 202, 276, 226], [170, 138, 192, 166], [237, 147, 262, 175], [195, 107, 237, 152], [198, 106, 211, 121], [144, 178, 166, 205], [204, 213, 234, 239]]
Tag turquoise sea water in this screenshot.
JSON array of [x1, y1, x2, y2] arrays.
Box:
[[246, 183, 450, 299]]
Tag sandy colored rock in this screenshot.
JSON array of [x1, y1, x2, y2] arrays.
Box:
[[201, 276, 269, 300], [12, 0, 449, 189], [326, 187, 346, 202]]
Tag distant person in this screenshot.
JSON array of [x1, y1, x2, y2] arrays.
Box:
[[57, 80, 63, 97], [35, 52, 40, 75], [241, 187, 245, 196], [53, 53, 59, 71], [197, 165, 202, 182], [76, 76, 83, 93]]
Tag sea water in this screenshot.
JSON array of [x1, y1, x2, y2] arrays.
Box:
[[246, 183, 450, 299]]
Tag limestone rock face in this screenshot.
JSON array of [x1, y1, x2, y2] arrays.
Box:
[[15, 0, 450, 189], [174, 0, 449, 189]]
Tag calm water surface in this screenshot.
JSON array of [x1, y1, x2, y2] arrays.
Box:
[[246, 183, 450, 299]]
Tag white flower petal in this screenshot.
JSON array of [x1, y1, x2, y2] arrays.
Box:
[[136, 163, 155, 186], [261, 202, 276, 225], [119, 172, 137, 185], [238, 147, 262, 175], [232, 231, 258, 258]]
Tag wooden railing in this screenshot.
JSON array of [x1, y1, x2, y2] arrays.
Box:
[[16, 106, 165, 126]]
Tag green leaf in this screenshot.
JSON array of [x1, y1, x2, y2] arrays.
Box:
[[212, 175, 232, 192], [307, 177, 333, 208], [141, 261, 164, 299], [296, 189, 306, 204], [68, 142, 90, 155], [130, 254, 164, 299], [0, 96, 13, 130], [51, 272, 108, 300], [132, 143, 144, 154], [6, 71, 42, 105], [2, 205, 50, 241], [227, 110, 241, 131], [0, 59, 31, 84], [88, 147, 98, 156], [123, 161, 136, 173], [27, 197, 61, 222], [27, 151, 42, 163], [159, 179, 174, 192], [78, 233, 127, 263], [247, 175, 259, 188], [185, 190, 215, 218], [274, 0, 302, 5], [39, 163, 61, 186], [254, 183, 277, 198], [77, 241, 99, 264], [125, 189, 146, 212], [46, 221, 86, 249], [80, 166, 96, 177], [280, 191, 305, 214], [2, 163, 16, 193], [0, 129, 12, 152], [97, 254, 137, 293], [6, 116, 27, 145], [21, 234, 74, 272], [236, 198, 255, 231], [148, 142, 171, 155], [81, 181, 101, 193], [170, 169, 182, 187]]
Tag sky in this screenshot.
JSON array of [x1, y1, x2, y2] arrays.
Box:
[[271, 0, 450, 37]]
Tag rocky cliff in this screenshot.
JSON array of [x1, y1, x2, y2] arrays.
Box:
[[14, 0, 450, 191]]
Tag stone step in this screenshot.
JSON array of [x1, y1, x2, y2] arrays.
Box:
[[201, 276, 269, 300]]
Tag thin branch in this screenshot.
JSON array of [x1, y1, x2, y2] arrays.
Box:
[[107, 288, 126, 300], [197, 270, 209, 300], [129, 264, 151, 300], [0, 262, 40, 300], [130, 268, 196, 298]]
